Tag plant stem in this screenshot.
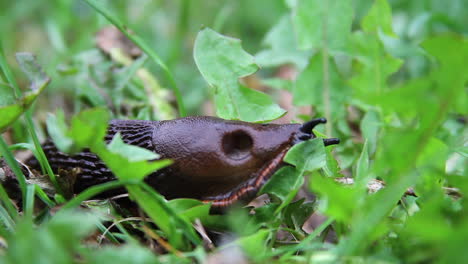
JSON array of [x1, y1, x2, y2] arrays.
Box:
[[321, 1, 332, 137]]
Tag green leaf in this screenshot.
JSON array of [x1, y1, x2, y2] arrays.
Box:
[[255, 15, 311, 69], [293, 52, 347, 119], [107, 133, 159, 162], [349, 32, 403, 97], [293, 0, 353, 52], [311, 174, 361, 222], [15, 53, 50, 92], [83, 0, 186, 116], [0, 52, 50, 132], [360, 109, 380, 155], [98, 146, 171, 181], [194, 27, 285, 122], [355, 140, 369, 185], [284, 139, 326, 172], [0, 82, 15, 105], [3, 210, 99, 264], [234, 229, 270, 260], [260, 166, 302, 201], [46, 110, 73, 153], [262, 139, 328, 214], [422, 35, 468, 114], [361, 0, 394, 35], [68, 108, 110, 151]]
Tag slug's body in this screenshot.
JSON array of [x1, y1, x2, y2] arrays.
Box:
[[30, 116, 338, 208]]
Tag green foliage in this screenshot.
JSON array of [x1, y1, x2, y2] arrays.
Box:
[[0, 0, 466, 263], [194, 28, 286, 122]]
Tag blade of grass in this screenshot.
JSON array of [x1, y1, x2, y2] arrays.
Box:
[[83, 0, 187, 117], [267, 217, 334, 259], [96, 221, 120, 244], [0, 204, 15, 233], [62, 180, 139, 210], [0, 183, 18, 221], [23, 184, 35, 220], [0, 136, 27, 209], [34, 184, 56, 207], [136, 182, 202, 246]]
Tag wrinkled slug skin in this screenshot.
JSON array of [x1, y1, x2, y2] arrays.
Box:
[[29, 116, 313, 207]]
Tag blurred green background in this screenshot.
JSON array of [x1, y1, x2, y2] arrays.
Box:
[[1, 0, 466, 116]]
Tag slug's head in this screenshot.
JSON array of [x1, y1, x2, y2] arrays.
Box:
[[150, 116, 339, 207]]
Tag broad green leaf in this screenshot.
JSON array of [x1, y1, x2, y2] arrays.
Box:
[[107, 133, 159, 162], [422, 35, 468, 114], [255, 15, 311, 69], [284, 138, 326, 172], [262, 139, 328, 213], [362, 0, 395, 35], [98, 146, 171, 181], [0, 104, 23, 132], [314, 129, 342, 178], [68, 108, 110, 151], [260, 166, 302, 201], [194, 27, 285, 122], [349, 32, 403, 97], [311, 175, 361, 222], [167, 199, 211, 222], [194, 28, 257, 84], [234, 229, 270, 260], [293, 0, 353, 52]]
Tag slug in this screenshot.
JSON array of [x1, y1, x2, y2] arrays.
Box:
[[28, 116, 339, 208]]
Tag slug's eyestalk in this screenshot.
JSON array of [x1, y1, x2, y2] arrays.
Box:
[[298, 118, 340, 147], [323, 138, 340, 146], [300, 118, 327, 133]]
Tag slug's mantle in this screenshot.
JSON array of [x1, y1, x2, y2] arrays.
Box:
[[30, 116, 339, 208]]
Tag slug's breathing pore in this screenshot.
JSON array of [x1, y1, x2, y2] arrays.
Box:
[[29, 116, 339, 208]]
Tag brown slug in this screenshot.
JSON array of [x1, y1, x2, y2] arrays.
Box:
[[28, 116, 339, 208]]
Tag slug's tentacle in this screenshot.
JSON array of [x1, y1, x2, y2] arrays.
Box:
[[323, 138, 340, 146], [300, 118, 327, 133]]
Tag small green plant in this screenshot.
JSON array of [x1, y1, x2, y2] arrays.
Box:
[[0, 0, 466, 263]]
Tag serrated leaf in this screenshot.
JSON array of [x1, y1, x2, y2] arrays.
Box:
[[293, 52, 348, 119], [349, 32, 403, 97], [0, 52, 50, 132], [15, 53, 50, 91], [194, 28, 285, 122], [293, 0, 353, 52], [255, 15, 311, 69], [362, 0, 394, 35]]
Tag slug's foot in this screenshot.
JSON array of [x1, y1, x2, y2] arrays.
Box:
[[297, 118, 340, 147]]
